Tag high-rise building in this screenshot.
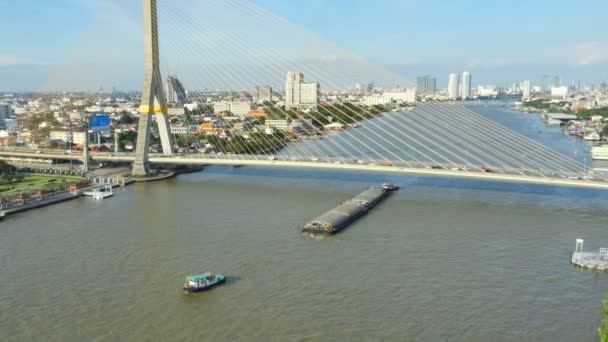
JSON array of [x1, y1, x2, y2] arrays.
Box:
[[0, 104, 13, 129], [416, 75, 437, 94], [461, 72, 472, 99], [285, 72, 320, 110], [253, 85, 273, 103], [553, 76, 561, 88], [167, 75, 188, 105], [522, 80, 532, 99], [448, 73, 460, 99], [366, 82, 375, 93]]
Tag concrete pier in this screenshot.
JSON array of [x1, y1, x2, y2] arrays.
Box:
[[571, 239, 608, 271], [0, 191, 82, 218]]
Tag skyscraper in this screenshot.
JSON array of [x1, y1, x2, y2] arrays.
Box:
[[167, 75, 188, 105], [253, 85, 273, 103], [448, 73, 460, 100], [553, 76, 561, 88], [366, 82, 375, 93], [461, 72, 472, 99], [522, 80, 532, 99], [416, 75, 437, 94], [0, 103, 13, 129], [540, 75, 550, 92], [285, 72, 319, 110]]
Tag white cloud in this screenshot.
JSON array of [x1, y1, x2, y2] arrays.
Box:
[[548, 41, 608, 65]]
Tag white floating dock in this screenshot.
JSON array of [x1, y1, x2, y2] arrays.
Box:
[[571, 239, 608, 271]]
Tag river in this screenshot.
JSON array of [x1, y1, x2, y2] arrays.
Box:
[[1, 104, 608, 341]]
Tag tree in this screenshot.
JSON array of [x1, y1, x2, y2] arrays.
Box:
[[118, 113, 135, 125], [0, 160, 14, 174], [600, 297, 608, 341]]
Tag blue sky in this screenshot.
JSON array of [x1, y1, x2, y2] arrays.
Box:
[[0, 0, 607, 90]]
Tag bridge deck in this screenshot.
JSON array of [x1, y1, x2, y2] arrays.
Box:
[[2, 150, 608, 190]]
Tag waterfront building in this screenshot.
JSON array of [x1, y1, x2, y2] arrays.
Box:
[[167, 75, 188, 105], [448, 73, 460, 99], [461, 72, 472, 99], [0, 103, 14, 129], [253, 85, 273, 103], [522, 80, 532, 99], [384, 89, 417, 103], [285, 72, 320, 110], [478, 86, 499, 98], [416, 75, 437, 94], [213, 102, 252, 116]]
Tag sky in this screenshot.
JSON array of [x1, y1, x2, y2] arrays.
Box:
[[0, 0, 607, 91]]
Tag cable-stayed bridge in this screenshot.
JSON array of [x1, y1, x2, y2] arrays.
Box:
[[2, 0, 607, 191]]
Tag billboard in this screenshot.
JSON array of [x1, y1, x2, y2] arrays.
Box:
[[90, 115, 111, 132]]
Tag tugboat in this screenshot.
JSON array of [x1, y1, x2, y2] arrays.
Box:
[[183, 272, 225, 293], [381, 183, 399, 191]]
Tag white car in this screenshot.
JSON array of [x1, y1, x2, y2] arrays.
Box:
[[357, 160, 365, 165], [267, 156, 276, 161], [311, 158, 319, 162]]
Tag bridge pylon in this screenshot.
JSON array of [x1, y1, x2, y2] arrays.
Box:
[[133, 0, 173, 176]]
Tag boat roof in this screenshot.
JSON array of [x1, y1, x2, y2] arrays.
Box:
[[186, 272, 214, 281]]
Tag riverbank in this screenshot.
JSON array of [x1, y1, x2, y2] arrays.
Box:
[[0, 165, 206, 219]]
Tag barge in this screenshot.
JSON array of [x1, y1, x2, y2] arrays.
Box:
[[302, 184, 399, 235]]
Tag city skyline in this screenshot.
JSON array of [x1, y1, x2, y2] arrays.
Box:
[[0, 0, 607, 91]]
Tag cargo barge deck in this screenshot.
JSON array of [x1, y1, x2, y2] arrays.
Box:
[[302, 184, 398, 235]]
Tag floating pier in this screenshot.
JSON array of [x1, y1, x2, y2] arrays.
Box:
[[302, 184, 398, 235], [571, 239, 608, 271]]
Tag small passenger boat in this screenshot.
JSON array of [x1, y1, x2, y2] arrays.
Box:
[[183, 272, 225, 293], [381, 183, 399, 191]]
